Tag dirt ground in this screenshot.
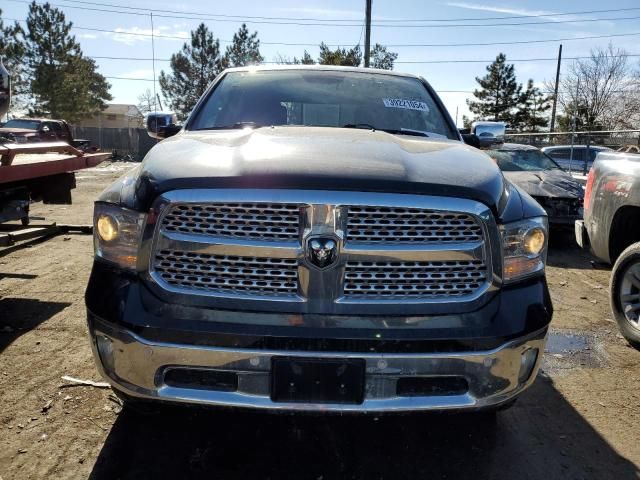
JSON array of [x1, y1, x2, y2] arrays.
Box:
[[1, 162, 640, 479]]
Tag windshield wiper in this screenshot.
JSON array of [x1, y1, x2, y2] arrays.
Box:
[[197, 121, 263, 131], [342, 123, 377, 131], [342, 124, 431, 138], [383, 128, 430, 138]]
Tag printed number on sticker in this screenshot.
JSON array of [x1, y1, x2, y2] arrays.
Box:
[[382, 99, 429, 112]]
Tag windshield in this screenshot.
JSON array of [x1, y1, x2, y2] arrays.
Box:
[[3, 119, 41, 130], [486, 148, 562, 172], [189, 70, 456, 139]]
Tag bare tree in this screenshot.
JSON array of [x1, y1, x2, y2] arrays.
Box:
[[137, 88, 157, 114], [273, 53, 293, 65], [273, 51, 315, 65], [554, 44, 640, 130]]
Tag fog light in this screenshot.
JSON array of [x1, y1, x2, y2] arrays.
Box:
[[97, 214, 118, 242], [96, 335, 115, 373], [518, 348, 539, 384]]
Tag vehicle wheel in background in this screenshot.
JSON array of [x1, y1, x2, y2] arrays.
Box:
[[610, 242, 640, 349], [20, 208, 29, 226]]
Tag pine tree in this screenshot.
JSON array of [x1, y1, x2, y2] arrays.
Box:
[[513, 79, 551, 132], [225, 24, 263, 67], [273, 51, 315, 65], [25, 1, 111, 122], [294, 51, 315, 65], [0, 9, 27, 115], [467, 53, 522, 126], [318, 43, 362, 66], [159, 23, 227, 120], [369, 44, 398, 70], [279, 43, 397, 68]]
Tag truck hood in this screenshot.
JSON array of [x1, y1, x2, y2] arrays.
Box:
[[502, 169, 584, 199], [123, 126, 506, 212]]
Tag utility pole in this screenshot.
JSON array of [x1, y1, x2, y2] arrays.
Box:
[[549, 44, 562, 133], [150, 13, 158, 115], [364, 0, 372, 67]]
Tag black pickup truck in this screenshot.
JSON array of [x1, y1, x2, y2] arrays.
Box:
[[576, 151, 640, 348], [86, 66, 552, 413]]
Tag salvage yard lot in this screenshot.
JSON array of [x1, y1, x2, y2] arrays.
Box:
[[1, 162, 640, 479]]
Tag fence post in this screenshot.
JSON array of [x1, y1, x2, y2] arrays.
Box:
[[584, 131, 591, 176]]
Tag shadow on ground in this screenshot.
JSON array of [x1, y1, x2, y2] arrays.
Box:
[[547, 241, 608, 271], [89, 375, 638, 480], [0, 297, 71, 353]]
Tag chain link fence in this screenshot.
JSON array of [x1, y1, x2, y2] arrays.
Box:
[[503, 129, 640, 174], [71, 126, 158, 161], [504, 130, 640, 150]]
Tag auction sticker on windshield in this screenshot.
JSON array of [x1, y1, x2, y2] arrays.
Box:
[[382, 98, 429, 112]]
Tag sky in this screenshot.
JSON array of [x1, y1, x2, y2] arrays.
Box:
[[3, 0, 640, 123]]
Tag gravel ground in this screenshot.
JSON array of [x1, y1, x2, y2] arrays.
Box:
[[1, 161, 639, 479]]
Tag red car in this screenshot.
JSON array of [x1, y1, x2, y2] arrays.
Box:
[[0, 118, 73, 144]]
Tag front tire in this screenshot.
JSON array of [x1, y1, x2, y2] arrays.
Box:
[[610, 242, 640, 349]]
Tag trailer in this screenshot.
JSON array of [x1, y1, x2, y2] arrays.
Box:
[[0, 141, 109, 246]]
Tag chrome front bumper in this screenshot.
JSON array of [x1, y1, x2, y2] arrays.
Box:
[[88, 317, 547, 412]]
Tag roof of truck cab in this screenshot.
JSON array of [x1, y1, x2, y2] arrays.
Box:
[[221, 64, 423, 80], [490, 143, 540, 151], [541, 145, 612, 150], [10, 118, 65, 123]]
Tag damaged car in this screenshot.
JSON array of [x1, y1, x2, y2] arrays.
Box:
[[486, 143, 584, 228], [85, 66, 552, 413]]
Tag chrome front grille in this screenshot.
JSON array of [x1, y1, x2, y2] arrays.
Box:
[[346, 206, 483, 244], [153, 250, 298, 296], [149, 190, 496, 314], [344, 260, 487, 298], [161, 203, 301, 241]]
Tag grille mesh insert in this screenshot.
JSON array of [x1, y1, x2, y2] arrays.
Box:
[[153, 250, 298, 296], [346, 206, 483, 244], [161, 203, 301, 241], [343, 260, 487, 298]]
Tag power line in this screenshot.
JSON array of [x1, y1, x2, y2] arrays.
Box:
[[92, 55, 170, 61], [386, 31, 640, 48], [437, 88, 640, 94], [101, 74, 638, 99], [14, 0, 640, 24], [7, 0, 640, 28], [393, 54, 640, 64], [4, 16, 640, 48], [85, 53, 640, 65], [105, 76, 155, 81], [100, 54, 640, 82]]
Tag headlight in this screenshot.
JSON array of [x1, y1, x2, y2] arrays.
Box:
[[97, 214, 118, 242], [500, 216, 548, 283], [93, 202, 146, 270]]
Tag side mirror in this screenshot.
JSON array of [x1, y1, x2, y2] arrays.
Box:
[[146, 112, 180, 139], [471, 121, 506, 148], [461, 133, 481, 148]]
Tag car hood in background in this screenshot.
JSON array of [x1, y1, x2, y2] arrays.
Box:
[[502, 169, 584, 199], [130, 126, 506, 212], [0, 127, 37, 135]]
